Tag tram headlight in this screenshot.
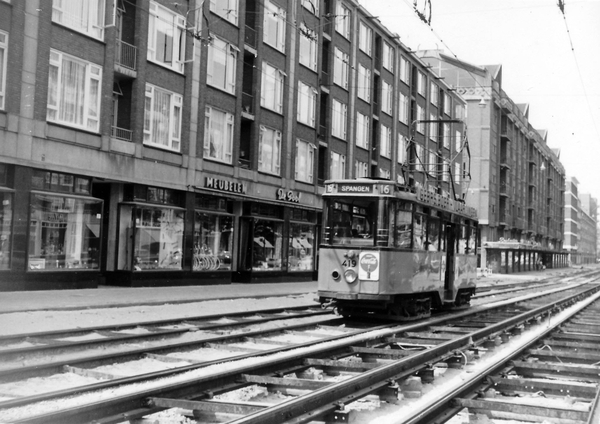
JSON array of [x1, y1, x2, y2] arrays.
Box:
[[344, 269, 358, 284]]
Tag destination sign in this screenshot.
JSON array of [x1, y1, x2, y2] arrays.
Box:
[[326, 183, 394, 195]]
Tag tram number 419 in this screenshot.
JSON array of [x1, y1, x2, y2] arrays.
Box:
[[342, 259, 357, 267]]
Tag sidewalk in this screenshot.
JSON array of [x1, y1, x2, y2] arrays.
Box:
[[0, 267, 589, 314]]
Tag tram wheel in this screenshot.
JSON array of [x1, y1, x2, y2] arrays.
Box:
[[388, 295, 432, 321]]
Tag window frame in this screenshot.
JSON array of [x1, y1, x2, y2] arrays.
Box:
[[356, 111, 369, 150], [381, 80, 393, 115], [204, 105, 234, 164], [147, 1, 186, 73], [47, 49, 102, 132], [382, 41, 394, 72], [52, 0, 105, 40], [397, 134, 407, 164], [0, 31, 7, 110], [429, 112, 438, 141], [207, 35, 238, 94], [264, 0, 286, 52], [400, 56, 410, 84], [355, 160, 368, 178], [295, 139, 315, 183], [416, 104, 425, 134], [299, 23, 318, 71], [399, 92, 409, 124], [209, 0, 239, 25], [359, 21, 372, 56], [301, 0, 319, 15], [143, 83, 183, 152], [332, 99, 347, 140], [417, 71, 427, 97], [297, 81, 317, 127], [357, 64, 371, 102], [430, 81, 439, 105], [330, 151, 346, 179], [333, 47, 349, 89], [380, 124, 391, 158], [258, 125, 282, 175], [335, 2, 350, 39], [261, 62, 285, 113]]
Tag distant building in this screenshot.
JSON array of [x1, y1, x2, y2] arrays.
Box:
[[568, 188, 598, 265], [417, 50, 568, 273], [0, 0, 469, 290]]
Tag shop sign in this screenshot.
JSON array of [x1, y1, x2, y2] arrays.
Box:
[[42, 212, 67, 222], [277, 188, 301, 203], [205, 177, 247, 194]]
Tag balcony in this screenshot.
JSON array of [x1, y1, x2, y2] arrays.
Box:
[[241, 93, 254, 117], [245, 26, 257, 49], [115, 40, 137, 77], [499, 183, 510, 197], [111, 126, 133, 142], [499, 154, 511, 169]]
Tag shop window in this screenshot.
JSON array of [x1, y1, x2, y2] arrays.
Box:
[[193, 212, 233, 271], [28, 194, 102, 271], [252, 219, 283, 271], [0, 191, 12, 270], [31, 170, 91, 195], [117, 204, 184, 271], [288, 222, 314, 271]]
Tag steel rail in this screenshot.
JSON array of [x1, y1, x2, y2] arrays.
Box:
[[6, 282, 597, 424]]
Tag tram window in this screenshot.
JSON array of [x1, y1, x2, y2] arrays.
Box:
[[395, 210, 412, 248], [329, 199, 376, 246], [413, 214, 425, 250], [458, 225, 468, 254], [467, 226, 476, 254], [426, 218, 439, 251]]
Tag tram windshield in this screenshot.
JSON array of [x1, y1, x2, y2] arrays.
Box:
[[324, 198, 383, 246]]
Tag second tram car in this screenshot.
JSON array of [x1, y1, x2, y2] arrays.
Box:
[[318, 178, 478, 320]]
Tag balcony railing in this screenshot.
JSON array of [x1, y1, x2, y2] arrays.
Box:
[[116, 40, 137, 71], [111, 126, 133, 141]]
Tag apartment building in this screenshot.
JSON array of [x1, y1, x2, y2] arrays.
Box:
[[567, 188, 598, 265], [0, 0, 468, 290], [417, 50, 569, 273]]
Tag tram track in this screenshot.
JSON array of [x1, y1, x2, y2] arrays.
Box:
[[1, 273, 599, 423]]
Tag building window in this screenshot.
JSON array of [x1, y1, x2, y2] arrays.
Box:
[[52, 0, 105, 40], [444, 93, 451, 115], [331, 151, 346, 179], [398, 134, 408, 164], [333, 47, 349, 89], [296, 139, 315, 183], [382, 41, 394, 72], [380, 168, 391, 179], [0, 190, 12, 270], [443, 123, 450, 149], [357, 64, 371, 102], [442, 161, 450, 182], [400, 56, 410, 84], [288, 222, 315, 271], [359, 21, 372, 56], [332, 99, 347, 140], [416, 144, 424, 171], [416, 104, 425, 134], [297, 81, 317, 127], [429, 112, 438, 141], [0, 31, 7, 110], [399, 92, 409, 124], [430, 81, 439, 105], [210, 0, 239, 25], [299, 24, 318, 71], [204, 106, 234, 164], [356, 112, 369, 150], [261, 62, 285, 113], [381, 124, 391, 158], [193, 211, 233, 271], [381, 80, 392, 115], [455, 130, 462, 152], [148, 2, 186, 73], [264, 0, 286, 52], [417, 71, 427, 96], [28, 193, 102, 271], [47, 50, 102, 132], [335, 2, 350, 39], [355, 160, 368, 178], [429, 151, 437, 175], [455, 162, 461, 183], [207, 36, 237, 94], [259, 126, 281, 175], [118, 204, 184, 271], [144, 84, 182, 152]]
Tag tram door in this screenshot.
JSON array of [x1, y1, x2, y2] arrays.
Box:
[[444, 223, 457, 298]]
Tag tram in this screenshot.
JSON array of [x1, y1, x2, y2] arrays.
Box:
[[317, 178, 478, 320]]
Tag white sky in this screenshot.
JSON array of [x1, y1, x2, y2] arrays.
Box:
[[359, 0, 600, 203]]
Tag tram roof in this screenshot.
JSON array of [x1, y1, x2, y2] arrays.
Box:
[[323, 179, 478, 220]]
